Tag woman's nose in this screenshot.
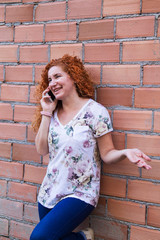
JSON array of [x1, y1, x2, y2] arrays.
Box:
[[49, 80, 57, 87]]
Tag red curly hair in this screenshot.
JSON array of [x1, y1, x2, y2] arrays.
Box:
[[32, 54, 94, 132]]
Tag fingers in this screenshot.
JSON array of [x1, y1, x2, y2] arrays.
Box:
[[126, 149, 152, 170], [137, 160, 152, 170], [135, 158, 152, 170], [129, 149, 152, 170], [42, 89, 53, 103], [42, 88, 50, 98], [136, 151, 151, 162]]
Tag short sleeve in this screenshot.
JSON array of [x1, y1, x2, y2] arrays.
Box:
[[93, 105, 113, 138]]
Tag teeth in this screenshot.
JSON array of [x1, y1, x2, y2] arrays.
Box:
[[54, 87, 62, 92]]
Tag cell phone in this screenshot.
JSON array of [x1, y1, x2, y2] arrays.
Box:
[[48, 90, 55, 101]]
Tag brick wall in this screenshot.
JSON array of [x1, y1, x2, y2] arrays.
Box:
[[0, 0, 160, 239]]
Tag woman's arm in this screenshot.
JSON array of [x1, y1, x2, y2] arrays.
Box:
[[35, 115, 51, 156], [97, 132, 151, 170], [35, 88, 57, 156]]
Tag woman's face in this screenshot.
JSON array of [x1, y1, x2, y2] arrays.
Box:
[[48, 65, 77, 101]]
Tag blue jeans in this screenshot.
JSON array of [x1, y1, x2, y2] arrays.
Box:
[[30, 197, 94, 240]]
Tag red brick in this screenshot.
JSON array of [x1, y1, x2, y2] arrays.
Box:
[[6, 5, 33, 23], [103, 0, 140, 16], [85, 43, 120, 63], [15, 24, 43, 42], [85, 65, 101, 85], [127, 133, 160, 156], [6, 65, 33, 83], [0, 123, 26, 140], [90, 217, 127, 240], [128, 179, 160, 203], [0, 45, 17, 62], [123, 40, 160, 62], [1, 84, 28, 102], [35, 2, 66, 22], [68, 0, 101, 19], [102, 65, 140, 85], [97, 87, 133, 107], [14, 105, 36, 122], [142, 0, 160, 13], [0, 26, 13, 41], [130, 226, 160, 240], [29, 86, 38, 103], [8, 182, 37, 202], [0, 142, 11, 158], [0, 6, 5, 22], [91, 197, 106, 217], [158, 18, 160, 36], [79, 19, 114, 40], [112, 132, 125, 150], [0, 65, 3, 81], [0, 161, 23, 180], [45, 22, 76, 42], [0, 218, 8, 235], [116, 16, 154, 38], [24, 164, 46, 184], [20, 45, 48, 63], [103, 158, 139, 177], [143, 65, 160, 85], [0, 198, 23, 219], [27, 125, 36, 142], [22, 0, 44, 2], [135, 88, 160, 108], [113, 110, 152, 131], [0, 180, 7, 197], [0, 103, 13, 120], [154, 111, 160, 132], [142, 159, 160, 180], [10, 221, 34, 240], [0, 237, 9, 240], [0, 0, 20, 2], [107, 199, 145, 224], [13, 143, 41, 163], [148, 205, 160, 228], [24, 204, 39, 223], [50, 44, 82, 60], [35, 65, 45, 83], [100, 175, 126, 197]]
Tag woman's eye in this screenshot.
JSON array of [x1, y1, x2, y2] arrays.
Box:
[[48, 78, 52, 82], [55, 75, 60, 79]]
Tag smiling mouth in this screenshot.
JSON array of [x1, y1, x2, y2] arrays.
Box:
[[53, 87, 62, 94]]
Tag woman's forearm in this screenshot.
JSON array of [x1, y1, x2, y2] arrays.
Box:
[[102, 149, 127, 164], [102, 148, 151, 170], [35, 115, 51, 156]]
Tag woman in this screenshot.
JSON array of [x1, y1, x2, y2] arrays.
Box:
[[30, 54, 151, 240]]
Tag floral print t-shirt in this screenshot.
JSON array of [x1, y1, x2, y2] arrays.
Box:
[[38, 99, 113, 209]]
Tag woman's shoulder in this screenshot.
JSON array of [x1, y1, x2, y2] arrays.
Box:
[[88, 99, 109, 114]]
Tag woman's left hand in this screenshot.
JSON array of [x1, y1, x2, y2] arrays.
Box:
[[125, 148, 152, 170]]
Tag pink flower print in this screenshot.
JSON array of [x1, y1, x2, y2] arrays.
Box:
[[83, 140, 90, 148], [52, 168, 57, 174], [54, 119, 59, 127], [66, 146, 73, 155], [68, 168, 75, 180]]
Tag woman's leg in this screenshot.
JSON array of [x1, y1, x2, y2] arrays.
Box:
[[30, 198, 94, 240], [38, 202, 51, 220]]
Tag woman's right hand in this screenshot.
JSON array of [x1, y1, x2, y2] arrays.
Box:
[[40, 88, 57, 114]]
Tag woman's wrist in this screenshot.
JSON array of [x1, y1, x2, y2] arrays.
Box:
[[41, 111, 52, 118], [121, 149, 128, 157]]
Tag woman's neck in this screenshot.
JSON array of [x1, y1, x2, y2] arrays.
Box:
[[61, 95, 89, 113]]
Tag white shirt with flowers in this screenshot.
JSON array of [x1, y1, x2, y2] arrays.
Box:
[[38, 99, 113, 209]]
